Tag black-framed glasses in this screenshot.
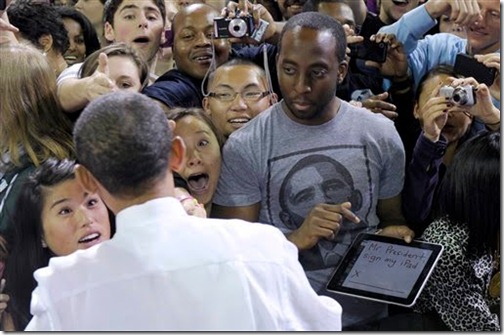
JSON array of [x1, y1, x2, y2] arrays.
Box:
[[208, 91, 270, 103]]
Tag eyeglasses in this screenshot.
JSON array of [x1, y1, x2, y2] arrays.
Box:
[[208, 90, 270, 103]]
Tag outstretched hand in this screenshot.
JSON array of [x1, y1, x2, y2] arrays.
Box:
[[85, 52, 117, 102]]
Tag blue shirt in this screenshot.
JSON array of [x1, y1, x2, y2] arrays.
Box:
[[379, 4, 500, 109]]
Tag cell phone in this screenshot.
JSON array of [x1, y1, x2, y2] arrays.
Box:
[[454, 53, 497, 86], [0, 0, 6, 11], [349, 40, 387, 63]]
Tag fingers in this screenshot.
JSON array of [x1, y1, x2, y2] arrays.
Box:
[[0, 18, 18, 33], [96, 52, 109, 76], [474, 54, 501, 72], [347, 35, 364, 45], [317, 202, 360, 224], [380, 225, 415, 243]]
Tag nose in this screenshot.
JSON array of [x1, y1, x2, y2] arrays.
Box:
[[194, 31, 211, 46], [138, 14, 149, 29], [187, 149, 202, 167], [230, 93, 248, 110], [67, 39, 76, 51], [294, 73, 311, 94], [76, 207, 92, 227]]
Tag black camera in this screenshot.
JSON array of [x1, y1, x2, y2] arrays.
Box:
[[439, 85, 476, 106], [349, 40, 387, 63], [214, 10, 255, 39]]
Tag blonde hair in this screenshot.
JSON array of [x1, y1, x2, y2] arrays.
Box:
[[0, 44, 74, 167]]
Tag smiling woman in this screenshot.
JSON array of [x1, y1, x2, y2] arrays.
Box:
[[55, 6, 101, 66], [2, 158, 115, 331]]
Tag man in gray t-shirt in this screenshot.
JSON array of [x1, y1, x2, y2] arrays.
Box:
[[212, 12, 414, 330]]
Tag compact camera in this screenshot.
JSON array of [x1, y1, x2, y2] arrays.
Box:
[[214, 10, 255, 39], [439, 85, 476, 106]]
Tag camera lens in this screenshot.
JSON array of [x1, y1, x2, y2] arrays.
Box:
[[228, 18, 247, 38], [452, 87, 468, 105]]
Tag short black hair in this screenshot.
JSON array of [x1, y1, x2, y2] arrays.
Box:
[[207, 58, 268, 90], [436, 131, 500, 255], [55, 5, 101, 57], [103, 0, 166, 26], [8, 0, 70, 55], [74, 92, 173, 198], [277, 11, 346, 63]]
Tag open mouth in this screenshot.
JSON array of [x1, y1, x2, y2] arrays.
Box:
[[133, 36, 151, 45], [392, 0, 408, 5], [78, 232, 101, 244], [187, 173, 210, 195]]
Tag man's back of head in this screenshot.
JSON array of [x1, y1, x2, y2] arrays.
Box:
[[73, 91, 172, 199]]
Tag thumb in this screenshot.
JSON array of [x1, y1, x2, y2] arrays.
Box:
[[95, 52, 109, 76], [373, 91, 389, 100]]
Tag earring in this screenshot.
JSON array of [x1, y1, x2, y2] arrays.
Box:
[[41, 239, 48, 248]]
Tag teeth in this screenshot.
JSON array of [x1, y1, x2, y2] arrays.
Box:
[[79, 233, 99, 243], [229, 118, 249, 124], [195, 56, 211, 61]]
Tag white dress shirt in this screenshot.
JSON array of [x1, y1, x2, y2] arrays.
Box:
[[25, 197, 342, 331]]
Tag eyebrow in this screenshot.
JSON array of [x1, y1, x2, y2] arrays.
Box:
[[213, 83, 262, 90], [119, 4, 161, 14], [50, 198, 70, 210]]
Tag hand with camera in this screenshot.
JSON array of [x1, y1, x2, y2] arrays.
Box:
[[219, 0, 278, 45], [448, 76, 500, 131], [419, 81, 452, 143], [474, 53, 500, 102], [366, 33, 409, 82]]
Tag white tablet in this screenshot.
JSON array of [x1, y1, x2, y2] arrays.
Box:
[[326, 232, 443, 307]]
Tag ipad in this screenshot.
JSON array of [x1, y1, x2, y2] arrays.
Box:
[[326, 232, 443, 307]]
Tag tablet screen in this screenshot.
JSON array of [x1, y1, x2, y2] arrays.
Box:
[[326, 233, 443, 307]]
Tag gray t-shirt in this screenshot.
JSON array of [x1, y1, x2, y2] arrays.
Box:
[[214, 100, 405, 328]]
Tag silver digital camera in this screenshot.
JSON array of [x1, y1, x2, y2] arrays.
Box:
[[439, 85, 476, 106], [213, 10, 255, 39]]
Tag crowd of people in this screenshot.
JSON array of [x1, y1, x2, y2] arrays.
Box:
[[0, 0, 500, 331]]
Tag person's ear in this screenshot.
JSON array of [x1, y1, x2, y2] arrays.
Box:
[[37, 34, 53, 54], [337, 60, 348, 84], [169, 136, 186, 173], [202, 96, 212, 115], [413, 102, 420, 119], [104, 21, 115, 42], [75, 164, 99, 194], [269, 92, 278, 105], [168, 119, 176, 131]]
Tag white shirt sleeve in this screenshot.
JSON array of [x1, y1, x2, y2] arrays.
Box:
[[56, 62, 83, 86]]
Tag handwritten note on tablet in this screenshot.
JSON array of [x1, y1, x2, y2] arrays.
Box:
[[327, 233, 443, 307], [342, 240, 433, 298]]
